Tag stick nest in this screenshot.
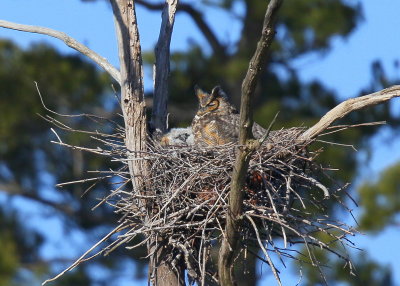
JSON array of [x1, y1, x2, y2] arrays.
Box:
[[101, 127, 356, 284]]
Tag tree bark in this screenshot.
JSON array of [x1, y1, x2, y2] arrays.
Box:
[[151, 0, 179, 132], [218, 1, 284, 285], [111, 1, 183, 285], [111, 0, 147, 196]]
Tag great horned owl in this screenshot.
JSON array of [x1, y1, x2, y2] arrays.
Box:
[[191, 86, 267, 146]]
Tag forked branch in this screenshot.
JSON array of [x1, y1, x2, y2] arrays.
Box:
[[0, 20, 121, 84]]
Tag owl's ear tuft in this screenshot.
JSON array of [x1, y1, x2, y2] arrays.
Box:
[[211, 85, 227, 99], [194, 85, 206, 97], [194, 85, 210, 106]]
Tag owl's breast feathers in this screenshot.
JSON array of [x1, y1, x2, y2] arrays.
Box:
[[193, 113, 235, 146]]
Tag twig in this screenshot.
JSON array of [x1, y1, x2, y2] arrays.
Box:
[[42, 223, 125, 285], [50, 128, 62, 143], [36, 82, 106, 118], [246, 215, 282, 286], [259, 111, 280, 145], [316, 139, 357, 151], [56, 176, 112, 187], [320, 121, 386, 136]]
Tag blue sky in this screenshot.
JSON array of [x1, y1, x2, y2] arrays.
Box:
[[1, 0, 399, 285]]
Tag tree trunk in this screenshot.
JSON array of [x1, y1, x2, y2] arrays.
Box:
[[110, 1, 184, 285], [110, 0, 147, 190], [148, 241, 186, 286]]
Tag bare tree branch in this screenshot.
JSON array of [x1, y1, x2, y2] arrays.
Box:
[[43, 223, 125, 285], [300, 85, 400, 141], [0, 20, 121, 84], [151, 0, 179, 132], [218, 1, 284, 285], [136, 0, 226, 57]]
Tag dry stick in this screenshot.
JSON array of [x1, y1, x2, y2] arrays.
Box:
[[151, 0, 179, 132], [263, 182, 288, 249], [218, 1, 283, 285], [259, 111, 280, 145], [246, 215, 282, 286], [36, 82, 90, 118], [56, 176, 112, 187], [50, 128, 62, 143], [42, 113, 121, 138], [320, 121, 386, 136], [51, 140, 109, 156], [37, 83, 123, 133], [300, 85, 400, 141], [42, 223, 126, 285], [0, 20, 121, 84]]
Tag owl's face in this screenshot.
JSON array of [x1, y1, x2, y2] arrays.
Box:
[[192, 86, 240, 146], [195, 86, 235, 116]]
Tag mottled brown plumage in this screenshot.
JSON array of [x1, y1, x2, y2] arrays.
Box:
[[191, 86, 266, 146]]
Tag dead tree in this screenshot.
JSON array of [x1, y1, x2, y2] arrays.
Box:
[[1, 0, 180, 285], [1, 1, 400, 286]]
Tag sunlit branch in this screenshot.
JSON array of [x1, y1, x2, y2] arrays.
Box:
[[300, 85, 400, 141]]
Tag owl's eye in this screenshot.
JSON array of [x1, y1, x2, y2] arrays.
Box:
[[208, 99, 219, 107]]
